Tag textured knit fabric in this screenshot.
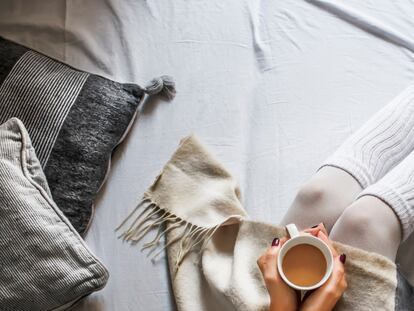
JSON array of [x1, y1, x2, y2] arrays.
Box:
[[321, 83, 414, 189], [0, 118, 108, 311], [358, 149, 414, 241], [119, 136, 413, 311], [396, 270, 414, 310], [0, 36, 175, 235]]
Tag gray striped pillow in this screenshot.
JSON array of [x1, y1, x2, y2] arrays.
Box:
[[0, 118, 108, 311], [0, 36, 175, 235]]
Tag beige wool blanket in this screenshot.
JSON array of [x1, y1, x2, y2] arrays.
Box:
[[118, 136, 413, 311]]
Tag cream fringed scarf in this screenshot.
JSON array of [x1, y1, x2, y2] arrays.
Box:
[[118, 135, 409, 311]]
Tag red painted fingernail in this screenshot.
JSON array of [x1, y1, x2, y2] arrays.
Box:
[[272, 238, 279, 247], [340, 253, 346, 264], [311, 224, 319, 228]]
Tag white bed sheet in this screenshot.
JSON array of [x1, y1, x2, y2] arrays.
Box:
[[1, 1, 414, 310]]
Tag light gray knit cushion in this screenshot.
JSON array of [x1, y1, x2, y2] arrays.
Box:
[[0, 118, 109, 311]]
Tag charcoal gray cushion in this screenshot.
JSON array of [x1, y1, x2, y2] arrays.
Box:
[[0, 36, 156, 235], [0, 118, 108, 311]]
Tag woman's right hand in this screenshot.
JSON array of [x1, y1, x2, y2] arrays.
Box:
[[300, 225, 347, 311]]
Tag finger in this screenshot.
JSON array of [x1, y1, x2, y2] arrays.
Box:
[[335, 253, 346, 274], [333, 263, 348, 293], [304, 222, 328, 237], [303, 228, 319, 237], [316, 231, 339, 256], [319, 223, 328, 236], [330, 254, 346, 282], [258, 237, 285, 280], [274, 237, 290, 280], [303, 289, 315, 300], [279, 236, 288, 246], [257, 237, 285, 266]]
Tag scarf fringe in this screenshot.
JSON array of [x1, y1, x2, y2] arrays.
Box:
[[116, 196, 221, 271]]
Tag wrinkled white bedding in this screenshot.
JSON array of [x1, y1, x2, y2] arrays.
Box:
[[1, 1, 414, 310]]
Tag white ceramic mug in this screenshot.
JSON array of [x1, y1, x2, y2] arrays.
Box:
[[277, 223, 334, 291]]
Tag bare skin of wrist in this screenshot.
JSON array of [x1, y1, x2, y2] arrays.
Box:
[[270, 302, 297, 311], [299, 290, 340, 311]]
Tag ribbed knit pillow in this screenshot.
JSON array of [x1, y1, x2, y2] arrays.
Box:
[[0, 118, 108, 311], [0, 36, 175, 235]]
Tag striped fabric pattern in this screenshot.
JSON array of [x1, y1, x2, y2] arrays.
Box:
[[0, 36, 145, 235], [0, 51, 88, 165], [0, 118, 108, 310]]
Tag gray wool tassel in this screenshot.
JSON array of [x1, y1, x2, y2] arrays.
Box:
[[144, 75, 176, 100]]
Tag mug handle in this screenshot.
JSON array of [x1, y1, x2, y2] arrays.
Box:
[[286, 223, 300, 238]]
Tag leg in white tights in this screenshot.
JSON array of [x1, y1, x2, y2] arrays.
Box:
[[313, 146, 414, 260], [282, 85, 414, 232], [330, 196, 401, 260], [282, 167, 402, 260], [280, 166, 361, 232]]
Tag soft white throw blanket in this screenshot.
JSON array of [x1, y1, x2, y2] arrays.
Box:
[[119, 135, 411, 311]]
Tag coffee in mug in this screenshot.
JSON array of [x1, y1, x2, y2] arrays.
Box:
[[277, 223, 334, 291], [282, 243, 327, 287]]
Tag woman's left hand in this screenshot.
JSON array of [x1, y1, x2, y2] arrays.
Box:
[[257, 237, 299, 311]]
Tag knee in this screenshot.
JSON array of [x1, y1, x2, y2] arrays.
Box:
[[295, 181, 327, 208], [281, 181, 330, 230], [334, 204, 374, 237], [330, 197, 402, 259]]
